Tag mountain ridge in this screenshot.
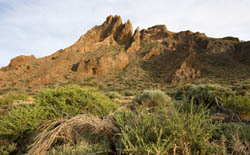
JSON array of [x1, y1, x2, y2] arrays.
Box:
[[1, 15, 250, 92]]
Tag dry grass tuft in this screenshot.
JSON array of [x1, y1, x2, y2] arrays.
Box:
[[27, 114, 119, 155], [231, 132, 250, 155]]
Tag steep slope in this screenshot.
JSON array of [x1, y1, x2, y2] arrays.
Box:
[[0, 15, 250, 92]]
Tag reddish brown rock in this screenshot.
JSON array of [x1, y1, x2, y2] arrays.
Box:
[[144, 47, 161, 60], [127, 27, 141, 53], [169, 54, 201, 84], [141, 25, 168, 42], [0, 15, 250, 92], [0, 71, 5, 79], [64, 15, 128, 53], [77, 51, 129, 76], [5, 55, 36, 70], [116, 20, 133, 45]]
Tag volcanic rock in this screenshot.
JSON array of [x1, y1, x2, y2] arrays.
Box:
[[0, 15, 250, 91]]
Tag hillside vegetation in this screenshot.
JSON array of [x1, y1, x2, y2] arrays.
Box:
[[0, 84, 249, 154]]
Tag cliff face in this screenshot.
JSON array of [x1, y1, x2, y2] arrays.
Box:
[[0, 15, 250, 91]]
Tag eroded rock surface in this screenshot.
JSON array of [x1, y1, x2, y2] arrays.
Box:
[[0, 15, 250, 91]]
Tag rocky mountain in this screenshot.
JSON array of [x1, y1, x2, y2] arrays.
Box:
[[1, 15, 250, 92]]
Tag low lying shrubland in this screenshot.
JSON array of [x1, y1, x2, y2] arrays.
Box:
[[0, 85, 118, 154], [0, 85, 250, 154]]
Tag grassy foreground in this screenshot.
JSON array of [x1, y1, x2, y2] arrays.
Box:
[[0, 84, 250, 154]]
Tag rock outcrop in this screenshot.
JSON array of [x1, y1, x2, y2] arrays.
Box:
[[127, 27, 141, 53], [0, 15, 250, 91], [74, 51, 129, 76], [64, 15, 133, 53], [170, 54, 201, 84], [3, 55, 36, 71]]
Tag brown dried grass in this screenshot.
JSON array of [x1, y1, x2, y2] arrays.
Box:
[[27, 114, 119, 155]]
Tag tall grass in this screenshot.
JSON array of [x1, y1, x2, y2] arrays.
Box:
[[114, 101, 219, 154]]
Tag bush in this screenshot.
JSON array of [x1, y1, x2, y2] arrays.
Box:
[[233, 84, 250, 96], [0, 143, 16, 155], [0, 92, 29, 106], [221, 95, 250, 116], [175, 84, 250, 117], [212, 122, 250, 154], [114, 103, 219, 154], [35, 85, 118, 117], [0, 85, 118, 146], [0, 105, 49, 140], [175, 84, 233, 107], [133, 90, 170, 108], [124, 90, 136, 96], [213, 122, 250, 142], [105, 91, 122, 99]]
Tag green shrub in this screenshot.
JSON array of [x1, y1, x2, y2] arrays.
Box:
[[213, 122, 250, 142], [0, 92, 29, 106], [124, 90, 136, 96], [222, 95, 250, 116], [233, 84, 250, 96], [114, 103, 218, 154], [0, 85, 118, 144], [0, 105, 49, 140], [176, 84, 250, 116], [35, 85, 118, 117], [173, 84, 194, 100], [133, 90, 170, 108], [176, 84, 233, 106], [212, 122, 250, 154], [0, 143, 16, 155], [105, 91, 122, 99]]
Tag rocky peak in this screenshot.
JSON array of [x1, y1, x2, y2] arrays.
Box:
[[141, 25, 168, 41], [4, 55, 36, 71], [148, 25, 168, 32], [101, 15, 123, 40], [104, 15, 122, 25], [64, 15, 133, 53], [116, 19, 133, 46]]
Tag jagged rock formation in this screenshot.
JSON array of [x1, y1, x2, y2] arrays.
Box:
[[0, 15, 250, 91], [64, 15, 133, 53], [127, 27, 141, 53]]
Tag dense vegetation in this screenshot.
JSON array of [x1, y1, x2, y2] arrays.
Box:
[[0, 84, 250, 154], [0, 92, 29, 106]]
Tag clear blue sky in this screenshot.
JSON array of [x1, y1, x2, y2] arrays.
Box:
[[0, 0, 250, 67]]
